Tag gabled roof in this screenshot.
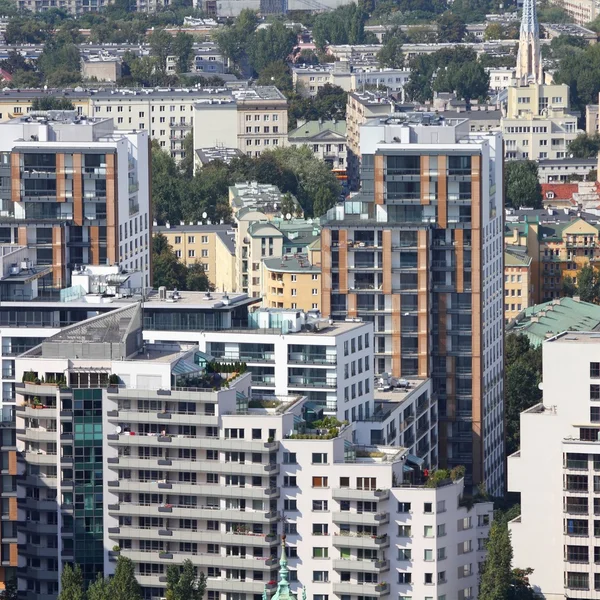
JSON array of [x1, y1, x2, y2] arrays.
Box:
[[541, 183, 578, 201], [288, 120, 347, 142]]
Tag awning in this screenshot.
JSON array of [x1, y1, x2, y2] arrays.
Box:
[[403, 465, 414, 473], [172, 358, 202, 375], [406, 454, 425, 467]]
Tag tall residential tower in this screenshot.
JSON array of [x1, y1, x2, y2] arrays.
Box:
[[515, 0, 543, 85], [321, 114, 505, 494]]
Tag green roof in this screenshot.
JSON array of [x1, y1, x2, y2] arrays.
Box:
[[288, 119, 347, 140], [507, 297, 600, 346]]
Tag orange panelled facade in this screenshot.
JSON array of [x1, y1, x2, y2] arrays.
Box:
[[106, 153, 118, 265]]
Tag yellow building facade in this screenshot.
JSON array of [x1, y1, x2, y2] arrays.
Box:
[[505, 247, 533, 322], [153, 224, 236, 292]]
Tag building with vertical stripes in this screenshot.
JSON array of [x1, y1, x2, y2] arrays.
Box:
[[0, 111, 150, 291], [320, 114, 505, 495]]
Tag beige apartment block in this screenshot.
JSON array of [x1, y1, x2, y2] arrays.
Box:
[[262, 254, 321, 312], [346, 90, 397, 189], [502, 83, 581, 160], [587, 103, 599, 134], [153, 223, 236, 292], [550, 0, 597, 24], [81, 57, 122, 82], [504, 246, 533, 322]]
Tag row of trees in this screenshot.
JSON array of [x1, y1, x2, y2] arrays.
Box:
[[152, 140, 340, 225], [58, 557, 206, 600]]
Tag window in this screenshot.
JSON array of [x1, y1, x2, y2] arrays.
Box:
[[593, 385, 600, 401], [313, 571, 329, 582], [398, 525, 411, 537], [312, 476, 328, 488], [284, 476, 297, 487], [312, 289, 318, 295], [437, 524, 446, 537], [312, 453, 328, 464], [201, 236, 209, 243], [283, 452, 297, 464], [437, 547, 446, 560], [424, 549, 434, 561], [398, 573, 411, 584], [174, 236, 182, 244], [188, 250, 195, 258], [398, 502, 411, 513], [284, 499, 297, 511], [188, 236, 195, 243], [312, 500, 328, 511], [592, 363, 600, 378], [313, 547, 328, 558], [312, 524, 328, 535], [424, 502, 433, 514], [398, 549, 411, 560], [424, 526, 434, 538], [202, 250, 209, 258], [592, 407, 600, 423], [291, 289, 297, 296]]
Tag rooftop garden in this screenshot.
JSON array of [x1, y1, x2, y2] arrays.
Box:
[[175, 361, 248, 391], [424, 465, 466, 488], [286, 416, 349, 439]]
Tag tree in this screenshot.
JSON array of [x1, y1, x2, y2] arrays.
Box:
[[0, 50, 31, 75], [58, 564, 86, 600], [109, 556, 142, 600], [180, 132, 194, 178], [562, 275, 577, 297], [248, 20, 296, 73], [149, 28, 173, 75], [4, 17, 50, 44], [0, 578, 18, 600], [10, 69, 41, 88], [256, 61, 293, 93], [153, 234, 187, 289], [505, 333, 542, 456], [505, 161, 542, 209], [186, 262, 213, 292], [297, 49, 319, 65], [509, 568, 537, 600], [31, 97, 75, 111], [576, 264, 600, 303], [37, 42, 81, 86], [87, 573, 111, 600], [437, 12, 466, 42], [166, 559, 207, 600], [479, 520, 513, 600], [378, 27, 406, 68], [172, 32, 194, 73], [568, 133, 600, 158]]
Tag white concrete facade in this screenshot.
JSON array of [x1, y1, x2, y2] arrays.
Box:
[[509, 332, 600, 598]]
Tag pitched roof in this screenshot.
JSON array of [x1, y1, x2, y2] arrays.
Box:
[[288, 120, 347, 141], [505, 246, 531, 267], [541, 183, 578, 202], [507, 297, 600, 346]]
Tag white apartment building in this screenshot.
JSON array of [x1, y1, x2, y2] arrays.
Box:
[[0, 112, 150, 288], [193, 87, 288, 159], [509, 331, 600, 598], [13, 303, 492, 600], [501, 83, 581, 160]]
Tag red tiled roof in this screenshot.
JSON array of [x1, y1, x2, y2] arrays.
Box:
[[541, 183, 578, 201], [0, 69, 12, 82]]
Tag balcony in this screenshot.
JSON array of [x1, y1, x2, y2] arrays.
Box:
[[333, 488, 389, 501], [333, 559, 389, 573], [332, 533, 389, 549], [287, 354, 337, 366], [287, 377, 337, 389], [333, 582, 389, 596]]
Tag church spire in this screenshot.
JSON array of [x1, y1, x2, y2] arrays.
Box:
[[515, 0, 543, 85]]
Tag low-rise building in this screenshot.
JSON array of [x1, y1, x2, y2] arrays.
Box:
[[548, 0, 597, 25], [501, 83, 581, 161], [487, 67, 516, 91], [81, 56, 122, 82], [288, 120, 347, 173], [507, 296, 600, 343], [505, 246, 533, 322], [230, 182, 302, 219], [193, 87, 288, 159], [262, 254, 321, 312], [153, 223, 236, 292], [538, 157, 598, 182], [194, 147, 242, 173], [586, 103, 599, 134]]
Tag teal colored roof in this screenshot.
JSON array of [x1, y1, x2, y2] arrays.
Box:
[[508, 297, 600, 346], [288, 119, 347, 141]]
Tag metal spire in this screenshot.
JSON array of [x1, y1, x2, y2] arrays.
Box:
[[515, 0, 543, 85]]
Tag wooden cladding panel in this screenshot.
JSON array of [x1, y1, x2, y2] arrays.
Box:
[[52, 226, 65, 288], [471, 153, 483, 487], [420, 155, 430, 205], [7, 451, 16, 476], [106, 153, 118, 265], [437, 155, 447, 228], [10, 153, 19, 202], [9, 544, 17, 566], [321, 230, 332, 317], [374, 154, 385, 205], [17, 226, 27, 246], [89, 225, 100, 265], [8, 497, 16, 521], [339, 230, 348, 294], [382, 230, 392, 294], [73, 153, 83, 226], [392, 294, 401, 378], [347, 293, 357, 318], [455, 229, 464, 293], [56, 154, 66, 202]]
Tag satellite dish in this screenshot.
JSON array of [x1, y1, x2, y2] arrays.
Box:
[[115, 426, 122, 434], [202, 212, 207, 219], [286, 213, 292, 220]]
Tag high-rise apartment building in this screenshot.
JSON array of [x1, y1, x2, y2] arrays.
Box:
[[320, 114, 505, 494], [0, 111, 150, 289], [13, 304, 493, 600], [509, 332, 600, 597]]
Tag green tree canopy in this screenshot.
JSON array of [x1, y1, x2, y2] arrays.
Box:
[[576, 264, 600, 303], [437, 11, 466, 42], [166, 559, 207, 600], [31, 97, 75, 111], [87, 573, 111, 600], [37, 42, 81, 86], [377, 27, 406, 68], [479, 520, 513, 600], [172, 32, 195, 74], [58, 564, 85, 600], [249, 21, 297, 73], [554, 42, 600, 113], [504, 161, 542, 209], [109, 556, 142, 600], [568, 133, 600, 158]]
